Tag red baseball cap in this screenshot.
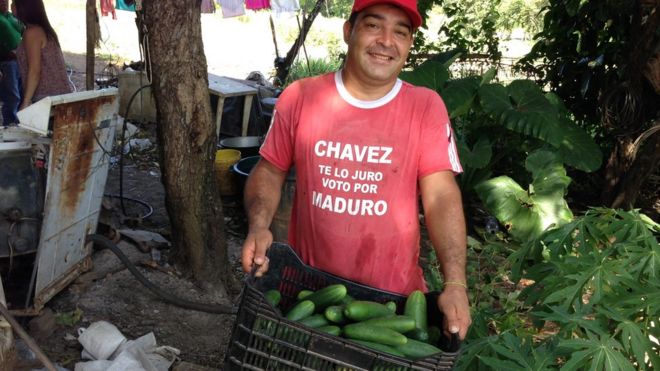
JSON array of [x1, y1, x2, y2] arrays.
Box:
[[351, 0, 422, 29]]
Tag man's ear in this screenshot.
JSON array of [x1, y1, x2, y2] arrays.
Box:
[[343, 20, 352, 43]]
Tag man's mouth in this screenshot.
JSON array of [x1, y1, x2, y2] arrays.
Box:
[[368, 51, 395, 61]]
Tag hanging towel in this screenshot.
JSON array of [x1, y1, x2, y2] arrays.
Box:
[[115, 0, 135, 11], [245, 0, 270, 11], [271, 0, 299, 14], [217, 0, 245, 18], [100, 0, 117, 19], [201, 0, 215, 13]]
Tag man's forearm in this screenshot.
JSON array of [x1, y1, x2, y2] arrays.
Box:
[[244, 160, 287, 232], [420, 173, 467, 284]]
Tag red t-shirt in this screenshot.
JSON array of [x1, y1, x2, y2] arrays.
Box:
[[260, 71, 462, 295]]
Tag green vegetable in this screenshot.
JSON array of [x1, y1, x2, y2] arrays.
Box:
[[352, 340, 406, 358], [264, 289, 281, 307], [297, 290, 314, 300], [406, 328, 429, 342], [299, 314, 329, 328], [361, 315, 416, 333], [343, 323, 408, 346], [285, 300, 315, 321], [404, 290, 427, 331], [324, 305, 347, 324], [385, 301, 397, 313], [303, 284, 347, 309], [394, 337, 442, 359], [344, 300, 395, 321], [316, 325, 341, 336]]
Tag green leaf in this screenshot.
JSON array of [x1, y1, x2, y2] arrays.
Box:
[[457, 136, 492, 169], [442, 76, 481, 118], [560, 334, 635, 371], [399, 60, 449, 92]]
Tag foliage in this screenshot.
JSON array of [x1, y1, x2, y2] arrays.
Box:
[[475, 150, 573, 242], [456, 208, 660, 370], [400, 59, 602, 206], [515, 0, 644, 136], [284, 57, 342, 86]]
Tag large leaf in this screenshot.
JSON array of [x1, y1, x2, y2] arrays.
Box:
[[479, 80, 602, 171], [480, 80, 562, 143], [457, 136, 492, 169], [399, 60, 449, 92], [441, 76, 481, 118], [560, 334, 636, 371], [475, 152, 573, 242]]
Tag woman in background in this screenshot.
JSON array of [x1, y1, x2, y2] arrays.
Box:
[[14, 0, 72, 110]]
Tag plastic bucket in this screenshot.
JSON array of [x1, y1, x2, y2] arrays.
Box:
[[215, 149, 241, 196], [219, 136, 262, 158], [233, 156, 295, 242]]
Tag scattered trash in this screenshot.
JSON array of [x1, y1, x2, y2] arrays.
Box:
[[123, 138, 153, 154], [75, 320, 179, 371]]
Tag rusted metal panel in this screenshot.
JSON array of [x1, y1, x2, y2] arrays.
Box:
[[33, 90, 118, 305]]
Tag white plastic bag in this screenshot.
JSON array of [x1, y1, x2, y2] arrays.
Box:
[[77, 321, 127, 360]]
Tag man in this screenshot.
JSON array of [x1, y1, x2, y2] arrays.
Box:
[[241, 0, 471, 340], [0, 0, 22, 127]]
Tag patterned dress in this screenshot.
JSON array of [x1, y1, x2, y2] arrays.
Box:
[[16, 34, 73, 102]]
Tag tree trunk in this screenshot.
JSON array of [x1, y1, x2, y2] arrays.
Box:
[[85, 0, 97, 90], [600, 0, 659, 208], [141, 0, 239, 297], [274, 0, 326, 86]]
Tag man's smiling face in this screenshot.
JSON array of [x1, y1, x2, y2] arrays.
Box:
[[342, 3, 414, 88]]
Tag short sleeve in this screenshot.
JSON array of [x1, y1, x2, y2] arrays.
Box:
[[259, 83, 299, 172], [417, 92, 463, 178]]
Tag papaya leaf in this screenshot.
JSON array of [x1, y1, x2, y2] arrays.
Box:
[[399, 60, 448, 91], [609, 315, 660, 370]]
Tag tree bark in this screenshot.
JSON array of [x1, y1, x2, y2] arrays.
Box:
[[141, 0, 238, 297], [85, 0, 97, 90], [600, 0, 660, 209]]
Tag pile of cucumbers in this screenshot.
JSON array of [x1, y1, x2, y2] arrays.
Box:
[[262, 283, 444, 360]]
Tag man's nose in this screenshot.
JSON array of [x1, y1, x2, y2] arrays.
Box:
[[376, 28, 396, 47]]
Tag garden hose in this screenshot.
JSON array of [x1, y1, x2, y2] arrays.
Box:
[[86, 234, 238, 315]]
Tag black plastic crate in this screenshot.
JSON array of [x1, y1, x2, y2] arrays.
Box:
[[224, 243, 461, 370]]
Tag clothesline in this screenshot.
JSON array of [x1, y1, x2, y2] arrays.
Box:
[[99, 0, 301, 20]]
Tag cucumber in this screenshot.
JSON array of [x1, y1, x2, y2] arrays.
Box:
[[297, 290, 314, 300], [298, 314, 329, 328], [344, 300, 395, 321], [316, 325, 341, 336], [303, 284, 347, 309], [264, 289, 281, 307], [404, 290, 427, 331], [285, 300, 315, 321], [361, 315, 416, 333], [352, 340, 406, 358], [394, 337, 442, 359], [340, 294, 355, 305], [385, 301, 397, 313], [406, 328, 429, 342], [324, 305, 347, 324], [343, 323, 408, 346]]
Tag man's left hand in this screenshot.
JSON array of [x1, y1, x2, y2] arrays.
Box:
[[437, 286, 471, 340]]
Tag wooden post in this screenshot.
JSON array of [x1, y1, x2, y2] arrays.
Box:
[[85, 0, 96, 90]]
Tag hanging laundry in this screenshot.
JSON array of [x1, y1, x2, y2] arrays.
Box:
[[201, 0, 215, 13], [245, 0, 270, 11], [116, 0, 135, 11], [270, 0, 299, 14], [100, 0, 117, 19], [217, 0, 245, 18]]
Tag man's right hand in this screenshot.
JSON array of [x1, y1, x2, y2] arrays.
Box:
[[241, 228, 273, 277]]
